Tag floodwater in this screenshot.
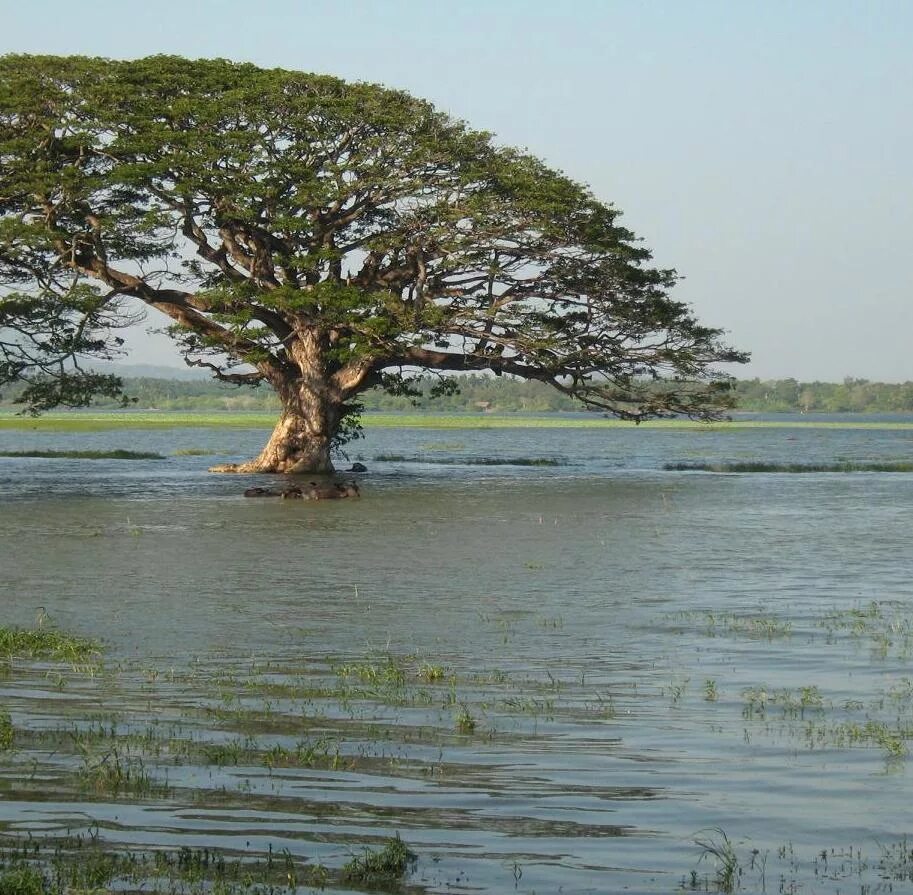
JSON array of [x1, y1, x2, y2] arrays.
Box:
[[2, 415, 913, 893]]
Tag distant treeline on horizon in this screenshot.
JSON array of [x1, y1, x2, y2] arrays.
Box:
[[3, 375, 913, 415]]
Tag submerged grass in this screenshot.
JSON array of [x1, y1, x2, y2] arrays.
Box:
[[0, 449, 165, 460], [0, 836, 320, 895], [666, 460, 913, 473], [373, 453, 566, 466], [675, 610, 793, 640]]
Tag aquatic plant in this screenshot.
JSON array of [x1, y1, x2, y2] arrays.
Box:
[[0, 711, 12, 750], [677, 610, 793, 640], [418, 662, 447, 682], [695, 828, 741, 893], [818, 600, 913, 659], [455, 705, 477, 733], [0, 866, 45, 895], [341, 834, 416, 888], [0, 626, 101, 666], [78, 745, 165, 798]]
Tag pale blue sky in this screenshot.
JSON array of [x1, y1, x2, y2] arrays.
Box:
[[3, 0, 911, 381]]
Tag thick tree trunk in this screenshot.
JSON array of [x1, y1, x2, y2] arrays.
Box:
[[246, 409, 336, 474], [211, 331, 342, 475], [211, 394, 339, 474]]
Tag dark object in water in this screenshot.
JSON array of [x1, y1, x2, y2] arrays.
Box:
[[305, 480, 360, 500], [348, 462, 368, 472], [245, 481, 360, 500], [244, 486, 280, 498]]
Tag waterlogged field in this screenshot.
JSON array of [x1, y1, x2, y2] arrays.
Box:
[[1, 414, 913, 894]]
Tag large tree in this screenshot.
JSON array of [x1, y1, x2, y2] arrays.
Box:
[[0, 54, 747, 472]]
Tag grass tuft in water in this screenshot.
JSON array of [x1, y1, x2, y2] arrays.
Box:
[[0, 711, 12, 751], [341, 834, 416, 888], [695, 827, 741, 893], [78, 745, 166, 798], [0, 866, 45, 895], [455, 704, 477, 733], [0, 449, 165, 460], [0, 626, 101, 665]]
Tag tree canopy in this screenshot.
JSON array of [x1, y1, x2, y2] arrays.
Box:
[[0, 54, 747, 471]]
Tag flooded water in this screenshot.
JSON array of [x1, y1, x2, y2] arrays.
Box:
[[2, 415, 913, 893]]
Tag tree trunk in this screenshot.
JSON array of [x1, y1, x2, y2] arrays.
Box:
[[234, 406, 337, 474], [211, 332, 341, 475]]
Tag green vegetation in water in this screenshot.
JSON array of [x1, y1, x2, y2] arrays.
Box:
[[77, 744, 166, 798], [0, 449, 165, 460], [172, 447, 216, 456], [819, 600, 913, 659], [694, 827, 741, 893], [0, 837, 322, 895], [341, 835, 416, 888], [742, 685, 825, 719], [666, 460, 913, 473], [373, 453, 566, 466], [0, 711, 12, 751], [0, 625, 101, 664], [685, 833, 913, 894], [455, 704, 478, 733], [675, 610, 793, 640]]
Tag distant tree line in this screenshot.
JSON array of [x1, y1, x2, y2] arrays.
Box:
[[732, 378, 913, 413], [2, 374, 913, 414]]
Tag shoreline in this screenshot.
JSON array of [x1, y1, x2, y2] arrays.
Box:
[[2, 409, 913, 432]]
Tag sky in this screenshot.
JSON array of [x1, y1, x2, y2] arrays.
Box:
[[2, 0, 911, 382]]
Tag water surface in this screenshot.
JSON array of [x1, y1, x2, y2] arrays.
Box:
[[1, 417, 913, 893]]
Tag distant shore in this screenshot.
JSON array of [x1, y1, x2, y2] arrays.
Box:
[[2, 409, 913, 432]]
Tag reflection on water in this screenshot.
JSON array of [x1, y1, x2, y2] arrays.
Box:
[[1, 418, 913, 893]]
